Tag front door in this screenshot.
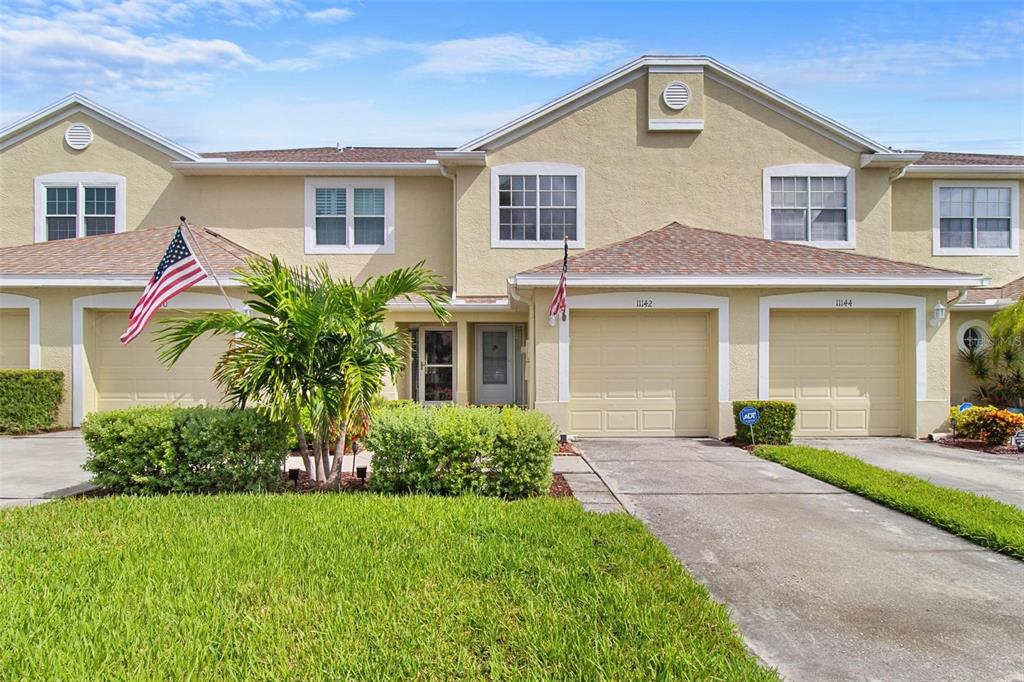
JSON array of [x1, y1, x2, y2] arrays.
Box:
[[475, 325, 515, 405], [418, 328, 454, 404]]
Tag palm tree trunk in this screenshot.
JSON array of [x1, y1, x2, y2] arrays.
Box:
[[295, 424, 312, 478], [314, 439, 326, 482], [328, 422, 348, 481], [320, 440, 331, 483]]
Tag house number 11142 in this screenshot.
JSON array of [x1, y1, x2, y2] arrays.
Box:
[[636, 299, 654, 308], [835, 298, 854, 308]]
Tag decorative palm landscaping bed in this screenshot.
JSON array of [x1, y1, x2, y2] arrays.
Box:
[[0, 495, 776, 680]]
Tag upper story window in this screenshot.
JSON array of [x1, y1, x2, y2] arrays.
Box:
[[34, 172, 126, 242], [304, 178, 395, 254], [933, 181, 1019, 256], [763, 164, 855, 248], [490, 163, 585, 249]]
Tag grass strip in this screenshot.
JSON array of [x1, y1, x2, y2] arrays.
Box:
[[0, 494, 777, 680], [754, 445, 1024, 561]]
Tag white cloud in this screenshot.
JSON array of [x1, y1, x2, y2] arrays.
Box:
[[305, 7, 352, 23]]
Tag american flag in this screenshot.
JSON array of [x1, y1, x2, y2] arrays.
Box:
[[547, 236, 568, 322], [120, 226, 208, 344]]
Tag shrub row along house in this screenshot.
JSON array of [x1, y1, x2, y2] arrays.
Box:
[[1, 56, 1021, 439]]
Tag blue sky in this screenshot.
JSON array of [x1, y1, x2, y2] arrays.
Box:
[[2, 1, 1022, 153]]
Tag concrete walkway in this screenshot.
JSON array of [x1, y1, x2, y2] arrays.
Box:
[[580, 437, 1024, 682], [0, 431, 94, 508], [800, 437, 1024, 509], [552, 454, 623, 513]]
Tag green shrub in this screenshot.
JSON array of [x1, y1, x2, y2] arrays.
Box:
[[0, 370, 65, 434], [366, 404, 555, 498], [949, 405, 1024, 445], [82, 406, 290, 494], [732, 400, 797, 445]]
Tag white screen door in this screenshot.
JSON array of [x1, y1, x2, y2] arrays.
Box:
[[475, 325, 515, 404]]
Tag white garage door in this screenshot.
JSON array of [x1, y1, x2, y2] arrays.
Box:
[[569, 311, 710, 437], [92, 310, 226, 412], [769, 311, 904, 436], [0, 309, 30, 368]]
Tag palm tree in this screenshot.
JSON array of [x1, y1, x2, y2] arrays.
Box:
[[155, 256, 449, 482], [961, 299, 1024, 409]]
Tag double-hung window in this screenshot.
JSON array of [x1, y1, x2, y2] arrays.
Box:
[[34, 172, 126, 242], [491, 163, 585, 248], [933, 181, 1019, 256], [304, 178, 395, 254], [763, 165, 855, 248]]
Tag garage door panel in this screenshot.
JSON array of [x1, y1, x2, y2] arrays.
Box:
[[569, 311, 711, 437], [93, 311, 225, 413], [770, 311, 904, 437]]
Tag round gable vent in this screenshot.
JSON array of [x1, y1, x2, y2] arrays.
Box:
[[64, 123, 94, 150], [662, 81, 691, 111]]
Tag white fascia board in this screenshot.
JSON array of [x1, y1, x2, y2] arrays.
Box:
[[903, 165, 1024, 176], [456, 56, 892, 154], [951, 298, 1015, 310], [512, 274, 990, 288], [435, 151, 487, 165], [0, 93, 201, 161], [0, 275, 244, 287], [171, 160, 443, 175], [387, 297, 511, 311], [860, 152, 924, 168]]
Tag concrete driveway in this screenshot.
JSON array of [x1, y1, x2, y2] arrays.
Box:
[[0, 431, 93, 508], [800, 437, 1024, 509], [581, 438, 1024, 681]]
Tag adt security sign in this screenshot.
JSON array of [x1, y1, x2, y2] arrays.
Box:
[[959, 402, 973, 412], [1014, 430, 1024, 453], [739, 406, 761, 426]]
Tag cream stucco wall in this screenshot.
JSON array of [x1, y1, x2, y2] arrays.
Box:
[[891, 177, 1023, 288], [453, 74, 893, 296], [0, 114, 454, 286], [948, 310, 995, 404]]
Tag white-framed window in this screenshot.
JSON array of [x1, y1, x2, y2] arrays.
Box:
[[34, 172, 126, 242], [762, 164, 855, 248], [956, 319, 990, 354], [490, 163, 585, 249], [304, 178, 395, 254], [932, 181, 1019, 256]]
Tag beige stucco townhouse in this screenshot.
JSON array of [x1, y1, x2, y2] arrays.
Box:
[[1, 56, 1021, 438]]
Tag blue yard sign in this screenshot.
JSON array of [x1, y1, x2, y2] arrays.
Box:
[[959, 402, 973, 412], [739, 406, 761, 426]]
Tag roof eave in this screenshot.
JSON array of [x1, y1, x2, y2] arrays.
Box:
[[0, 275, 245, 287], [0, 93, 202, 161], [170, 160, 444, 175], [860, 152, 924, 169], [513, 274, 990, 288], [903, 164, 1024, 177]]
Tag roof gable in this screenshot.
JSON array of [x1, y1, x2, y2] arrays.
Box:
[[457, 56, 892, 154], [0, 93, 201, 161]]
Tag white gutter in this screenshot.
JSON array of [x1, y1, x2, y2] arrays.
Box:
[[387, 297, 511, 312], [435, 151, 487, 165], [0, 275, 244, 288], [513, 274, 990, 288], [170, 160, 444, 175], [903, 165, 1024, 176], [860, 152, 923, 168]]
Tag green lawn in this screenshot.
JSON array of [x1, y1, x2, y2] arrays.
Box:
[[754, 445, 1024, 560], [0, 495, 775, 680]]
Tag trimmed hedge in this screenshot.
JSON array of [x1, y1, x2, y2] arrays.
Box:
[[365, 404, 555, 498], [0, 370, 65, 434], [82, 406, 290, 494], [732, 400, 797, 445]]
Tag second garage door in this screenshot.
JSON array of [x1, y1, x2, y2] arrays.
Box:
[[769, 310, 905, 436], [91, 310, 226, 413], [569, 311, 710, 437]]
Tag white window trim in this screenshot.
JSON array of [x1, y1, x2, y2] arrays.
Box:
[[762, 163, 856, 249], [931, 180, 1019, 257], [0, 293, 41, 368], [490, 162, 585, 249], [303, 177, 395, 254], [955, 319, 990, 354], [34, 172, 126, 243]]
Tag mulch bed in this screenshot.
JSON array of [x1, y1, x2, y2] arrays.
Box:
[[934, 438, 1022, 457], [549, 473, 573, 498], [280, 469, 367, 492], [555, 441, 581, 456]]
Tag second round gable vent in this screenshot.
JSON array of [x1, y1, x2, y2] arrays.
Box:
[[662, 82, 691, 111], [64, 123, 94, 150]]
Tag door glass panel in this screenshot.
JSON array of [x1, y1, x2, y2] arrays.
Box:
[[410, 329, 419, 401], [424, 367, 453, 402], [425, 330, 452, 365], [482, 331, 508, 384]]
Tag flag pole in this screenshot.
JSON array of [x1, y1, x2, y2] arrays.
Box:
[[561, 234, 568, 322], [179, 216, 234, 311]]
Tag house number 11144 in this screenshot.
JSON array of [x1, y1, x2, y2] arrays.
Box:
[[835, 298, 854, 308]]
